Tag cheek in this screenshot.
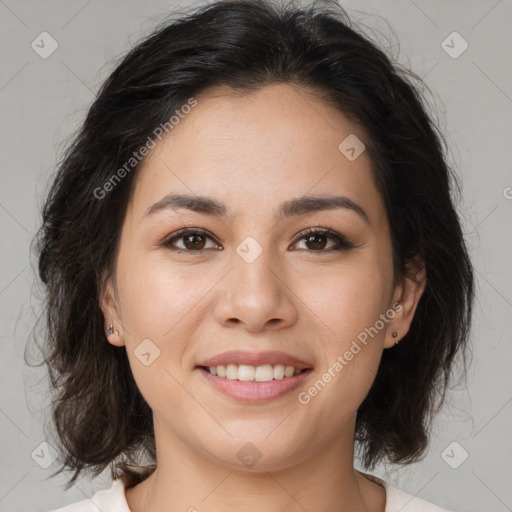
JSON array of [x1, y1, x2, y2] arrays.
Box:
[[312, 257, 391, 403], [117, 254, 197, 411], [297, 258, 390, 347], [298, 266, 389, 426], [117, 250, 203, 339]]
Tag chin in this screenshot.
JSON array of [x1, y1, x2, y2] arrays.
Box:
[[199, 435, 309, 473]]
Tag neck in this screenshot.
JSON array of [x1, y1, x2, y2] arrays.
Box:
[[124, 416, 385, 512]]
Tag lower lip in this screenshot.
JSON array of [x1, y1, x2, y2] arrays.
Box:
[[196, 367, 312, 403]]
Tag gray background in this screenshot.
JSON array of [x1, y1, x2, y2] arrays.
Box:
[[1, 0, 511, 511]]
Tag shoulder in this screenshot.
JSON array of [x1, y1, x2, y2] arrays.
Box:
[[384, 482, 454, 512], [46, 480, 130, 512], [359, 471, 454, 512]]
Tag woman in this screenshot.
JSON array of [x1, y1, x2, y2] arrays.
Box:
[[35, 0, 474, 510]]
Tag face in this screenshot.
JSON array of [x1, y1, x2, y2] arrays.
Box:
[[101, 83, 424, 471]]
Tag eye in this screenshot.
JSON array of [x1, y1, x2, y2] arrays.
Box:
[[161, 228, 220, 252], [161, 227, 356, 253], [291, 227, 356, 252]]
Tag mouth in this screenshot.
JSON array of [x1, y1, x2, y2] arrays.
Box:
[[197, 363, 310, 382], [196, 349, 312, 373], [195, 350, 313, 404], [194, 350, 314, 403]]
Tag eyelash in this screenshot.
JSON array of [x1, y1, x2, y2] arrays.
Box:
[[161, 227, 357, 253]]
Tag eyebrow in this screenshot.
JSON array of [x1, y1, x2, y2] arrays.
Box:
[[142, 192, 370, 224]]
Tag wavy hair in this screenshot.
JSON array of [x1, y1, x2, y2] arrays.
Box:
[[31, 0, 474, 489]]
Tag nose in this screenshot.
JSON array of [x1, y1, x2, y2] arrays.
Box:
[[213, 245, 298, 333]]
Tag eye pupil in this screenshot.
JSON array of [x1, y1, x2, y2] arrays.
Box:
[[185, 234, 205, 250], [306, 234, 327, 250]]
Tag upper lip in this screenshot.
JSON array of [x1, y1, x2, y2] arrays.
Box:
[[196, 350, 312, 370]]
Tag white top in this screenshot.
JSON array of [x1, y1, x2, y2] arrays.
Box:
[[48, 471, 453, 512]]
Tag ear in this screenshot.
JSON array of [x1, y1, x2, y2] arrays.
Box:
[[384, 254, 426, 349], [99, 270, 125, 347]]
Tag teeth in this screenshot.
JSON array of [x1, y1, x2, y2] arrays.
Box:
[[206, 364, 304, 381]]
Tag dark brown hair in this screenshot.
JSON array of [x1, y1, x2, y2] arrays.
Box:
[[31, 0, 474, 489]]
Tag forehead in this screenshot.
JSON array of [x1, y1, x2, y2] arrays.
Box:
[[128, 83, 386, 226]]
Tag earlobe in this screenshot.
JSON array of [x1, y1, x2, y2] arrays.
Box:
[[384, 255, 426, 349], [99, 272, 125, 347], [383, 305, 401, 349]]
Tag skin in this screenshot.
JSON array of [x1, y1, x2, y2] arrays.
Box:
[[100, 83, 426, 512]]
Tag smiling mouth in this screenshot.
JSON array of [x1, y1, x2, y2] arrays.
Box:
[[197, 364, 312, 382]]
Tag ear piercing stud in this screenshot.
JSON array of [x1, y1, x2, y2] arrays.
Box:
[[106, 324, 119, 336], [392, 301, 401, 345]]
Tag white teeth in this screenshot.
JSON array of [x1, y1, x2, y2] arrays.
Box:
[[205, 363, 304, 381], [237, 364, 255, 381], [273, 364, 285, 379], [255, 364, 274, 382]]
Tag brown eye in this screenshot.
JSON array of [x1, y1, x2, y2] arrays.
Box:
[[162, 228, 219, 251], [304, 233, 328, 250], [182, 233, 206, 250], [161, 227, 356, 254], [292, 228, 356, 252]]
